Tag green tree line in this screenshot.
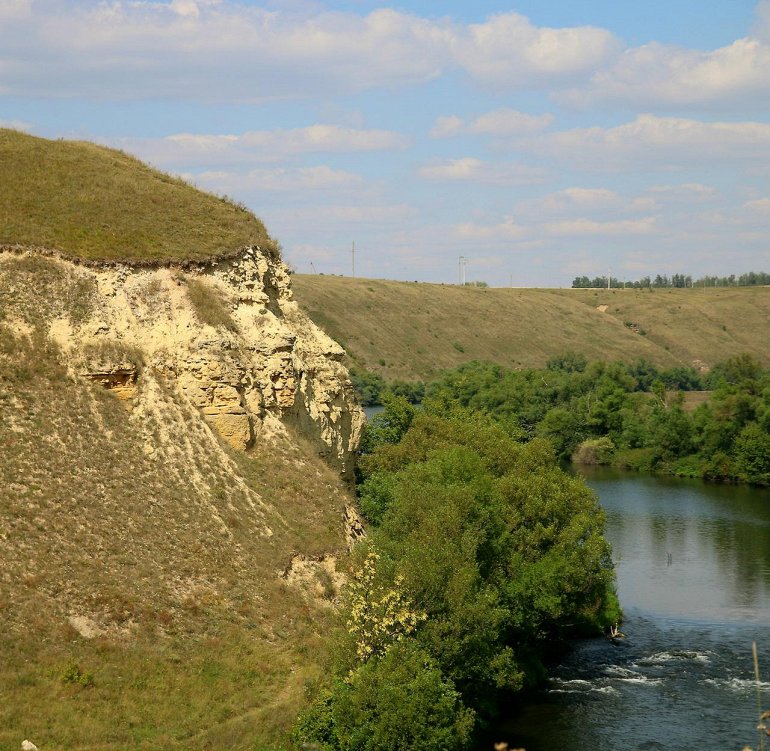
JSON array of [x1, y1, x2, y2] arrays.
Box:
[[424, 353, 770, 486], [572, 271, 770, 288]]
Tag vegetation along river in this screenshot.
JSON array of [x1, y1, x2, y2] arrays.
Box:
[[501, 469, 770, 751]]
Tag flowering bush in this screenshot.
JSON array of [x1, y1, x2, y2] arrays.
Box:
[[346, 550, 425, 664]]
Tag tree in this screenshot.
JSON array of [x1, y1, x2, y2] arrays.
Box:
[[295, 641, 474, 751], [733, 423, 770, 485]]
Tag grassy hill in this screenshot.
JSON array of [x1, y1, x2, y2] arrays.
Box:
[[292, 275, 770, 381], [0, 128, 274, 262]]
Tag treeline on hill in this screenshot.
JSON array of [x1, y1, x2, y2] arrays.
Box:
[[572, 271, 770, 288], [421, 353, 770, 486], [294, 397, 619, 751]]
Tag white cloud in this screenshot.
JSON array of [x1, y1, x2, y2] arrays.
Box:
[[647, 183, 717, 200], [454, 218, 529, 241], [418, 157, 546, 185], [0, 118, 32, 131], [0, 0, 31, 21], [1, 2, 453, 101], [189, 165, 362, 193], [743, 197, 770, 213], [112, 125, 408, 167], [0, 2, 622, 101], [561, 37, 770, 109], [527, 114, 770, 170], [454, 13, 620, 88], [271, 203, 417, 225], [430, 108, 553, 138], [516, 187, 655, 216], [545, 217, 657, 236]]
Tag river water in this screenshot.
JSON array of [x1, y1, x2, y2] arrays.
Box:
[[501, 469, 770, 751]]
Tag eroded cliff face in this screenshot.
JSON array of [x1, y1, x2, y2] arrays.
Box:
[[4, 246, 364, 475]]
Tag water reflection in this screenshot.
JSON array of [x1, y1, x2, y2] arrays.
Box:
[[578, 468, 770, 622]]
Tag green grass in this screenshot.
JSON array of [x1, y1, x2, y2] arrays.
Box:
[[292, 275, 770, 381], [0, 128, 275, 263]]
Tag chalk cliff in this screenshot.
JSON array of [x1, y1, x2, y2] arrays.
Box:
[[2, 245, 364, 476]]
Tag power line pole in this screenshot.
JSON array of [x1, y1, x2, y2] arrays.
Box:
[[351, 241, 355, 278]]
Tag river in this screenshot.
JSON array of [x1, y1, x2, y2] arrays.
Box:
[[500, 469, 770, 751]]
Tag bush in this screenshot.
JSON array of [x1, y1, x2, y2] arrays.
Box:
[[572, 437, 615, 465], [294, 642, 474, 751]]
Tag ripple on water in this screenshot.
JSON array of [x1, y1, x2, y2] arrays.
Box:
[[704, 677, 770, 693], [635, 650, 713, 666]]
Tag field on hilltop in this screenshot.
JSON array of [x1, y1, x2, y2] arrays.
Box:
[[292, 275, 770, 381], [0, 128, 274, 262]]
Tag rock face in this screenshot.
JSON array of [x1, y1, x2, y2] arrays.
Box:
[[13, 246, 364, 475]]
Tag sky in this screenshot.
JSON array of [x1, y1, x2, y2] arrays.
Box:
[[2, 0, 770, 286]]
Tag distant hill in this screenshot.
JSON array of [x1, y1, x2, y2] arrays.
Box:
[[0, 128, 274, 262], [292, 275, 770, 381]]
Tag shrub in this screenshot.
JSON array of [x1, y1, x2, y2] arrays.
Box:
[[572, 437, 615, 465], [294, 642, 474, 751]]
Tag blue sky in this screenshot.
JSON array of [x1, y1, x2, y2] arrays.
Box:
[[2, 0, 770, 286]]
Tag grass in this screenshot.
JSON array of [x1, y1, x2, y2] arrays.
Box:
[[291, 275, 770, 381], [0, 256, 353, 749], [0, 128, 276, 263], [185, 276, 238, 331]]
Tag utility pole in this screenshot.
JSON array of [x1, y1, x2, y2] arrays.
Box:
[[310, 261, 317, 274], [607, 269, 611, 290], [351, 241, 356, 278]]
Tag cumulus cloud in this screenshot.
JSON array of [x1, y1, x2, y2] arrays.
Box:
[[271, 203, 417, 225], [526, 114, 770, 170], [516, 187, 654, 215], [430, 108, 553, 138], [0, 2, 453, 101], [454, 218, 530, 241], [454, 13, 620, 88], [418, 157, 546, 184], [0, 2, 622, 101], [189, 165, 363, 193], [544, 217, 657, 236], [112, 125, 408, 168], [560, 37, 770, 109]]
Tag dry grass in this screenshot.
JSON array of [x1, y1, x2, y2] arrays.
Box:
[[291, 275, 770, 381], [0, 258, 353, 749], [0, 128, 274, 263]]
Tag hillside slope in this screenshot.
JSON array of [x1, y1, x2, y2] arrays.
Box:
[[0, 248, 366, 750], [0, 128, 274, 262], [292, 275, 770, 381]]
